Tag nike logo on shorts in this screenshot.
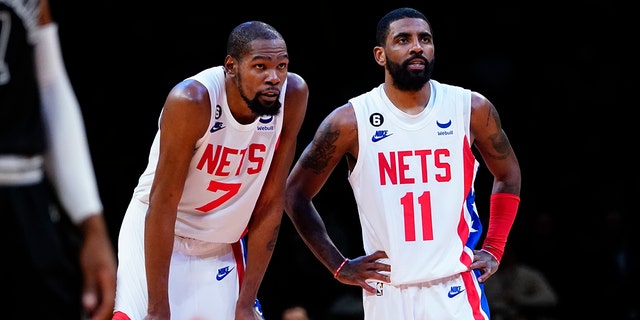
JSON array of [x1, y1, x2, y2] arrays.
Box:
[[447, 286, 465, 298], [216, 266, 235, 281]]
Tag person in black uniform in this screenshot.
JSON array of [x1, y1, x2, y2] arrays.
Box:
[[0, 0, 117, 319]]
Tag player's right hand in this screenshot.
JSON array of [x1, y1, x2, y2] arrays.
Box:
[[335, 250, 390, 294]]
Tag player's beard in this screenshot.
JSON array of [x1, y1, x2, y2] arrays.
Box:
[[387, 55, 434, 92], [237, 73, 282, 116]]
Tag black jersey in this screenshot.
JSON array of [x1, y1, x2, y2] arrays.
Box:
[[0, 0, 46, 155]]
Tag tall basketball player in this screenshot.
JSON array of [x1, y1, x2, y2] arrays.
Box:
[[284, 7, 521, 320]]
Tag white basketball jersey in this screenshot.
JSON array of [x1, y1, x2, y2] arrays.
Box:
[[348, 80, 482, 285], [133, 66, 285, 243]]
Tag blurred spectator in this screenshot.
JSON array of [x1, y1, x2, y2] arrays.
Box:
[[484, 249, 559, 320], [282, 305, 310, 320], [327, 290, 364, 320], [515, 210, 567, 314], [523, 212, 564, 286]]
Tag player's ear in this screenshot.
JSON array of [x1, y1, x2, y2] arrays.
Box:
[[224, 56, 237, 76], [373, 47, 386, 66]]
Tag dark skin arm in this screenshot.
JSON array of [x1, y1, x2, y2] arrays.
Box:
[[467, 91, 521, 283], [284, 103, 390, 294], [235, 73, 308, 320], [144, 79, 211, 319]]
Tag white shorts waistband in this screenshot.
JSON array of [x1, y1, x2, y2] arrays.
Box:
[[174, 235, 232, 257]]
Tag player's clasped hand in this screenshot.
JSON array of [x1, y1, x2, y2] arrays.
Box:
[[335, 250, 391, 294], [470, 249, 500, 283]]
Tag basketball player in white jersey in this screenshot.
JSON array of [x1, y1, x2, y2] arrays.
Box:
[[112, 21, 308, 320], [284, 7, 520, 320]]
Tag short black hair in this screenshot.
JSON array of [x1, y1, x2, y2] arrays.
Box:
[[226, 21, 284, 59], [376, 7, 431, 46]]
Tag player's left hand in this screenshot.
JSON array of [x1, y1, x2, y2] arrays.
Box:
[[470, 249, 499, 283]]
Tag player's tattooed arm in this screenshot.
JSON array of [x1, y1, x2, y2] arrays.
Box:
[[300, 123, 339, 174]]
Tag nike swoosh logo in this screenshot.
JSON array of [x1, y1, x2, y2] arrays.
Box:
[[210, 122, 225, 133], [371, 131, 392, 142], [447, 289, 465, 298], [216, 266, 235, 281]]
